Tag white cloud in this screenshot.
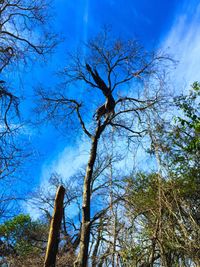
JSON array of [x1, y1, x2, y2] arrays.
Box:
[[40, 137, 90, 185], [27, 0, 200, 219], [162, 0, 200, 91], [25, 136, 90, 219]]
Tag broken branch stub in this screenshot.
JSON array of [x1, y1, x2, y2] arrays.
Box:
[[44, 185, 66, 267]]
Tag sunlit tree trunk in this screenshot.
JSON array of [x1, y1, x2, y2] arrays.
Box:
[[44, 185, 65, 267]]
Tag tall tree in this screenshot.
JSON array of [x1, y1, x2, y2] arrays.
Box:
[[37, 30, 170, 266]]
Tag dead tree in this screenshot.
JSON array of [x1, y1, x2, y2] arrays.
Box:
[[44, 185, 66, 267]]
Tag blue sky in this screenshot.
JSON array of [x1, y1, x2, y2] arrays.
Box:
[[13, 0, 200, 211], [55, 0, 178, 47]]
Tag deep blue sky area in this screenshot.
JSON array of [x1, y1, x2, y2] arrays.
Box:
[[55, 0, 179, 48], [13, 0, 200, 198], [25, 0, 181, 95]]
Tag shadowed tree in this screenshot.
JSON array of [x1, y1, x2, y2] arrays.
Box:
[[37, 30, 171, 267], [0, 0, 57, 220], [0, 0, 57, 132], [0, 0, 57, 71]]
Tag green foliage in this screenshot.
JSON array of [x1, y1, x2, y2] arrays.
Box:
[[0, 214, 48, 256], [122, 84, 200, 266], [167, 82, 200, 174], [0, 214, 30, 237], [124, 171, 200, 266], [125, 173, 159, 213], [175, 82, 200, 147]]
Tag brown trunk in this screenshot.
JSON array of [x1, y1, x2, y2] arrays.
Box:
[[44, 185, 65, 267], [75, 123, 104, 267], [111, 212, 117, 267]]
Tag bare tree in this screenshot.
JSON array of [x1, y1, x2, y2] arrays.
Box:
[[0, 0, 56, 71], [0, 0, 57, 220], [0, 0, 57, 132], [37, 30, 170, 266]]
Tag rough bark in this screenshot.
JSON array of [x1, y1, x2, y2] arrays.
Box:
[[44, 185, 65, 267]]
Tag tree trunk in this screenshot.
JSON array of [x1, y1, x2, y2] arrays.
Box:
[[91, 219, 102, 267], [75, 123, 104, 267], [44, 185, 65, 267]]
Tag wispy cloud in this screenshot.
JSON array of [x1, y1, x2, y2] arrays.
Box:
[[25, 137, 90, 219], [162, 0, 200, 90], [40, 138, 90, 185], [27, 0, 200, 219], [35, 1, 200, 186], [83, 0, 89, 25]]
